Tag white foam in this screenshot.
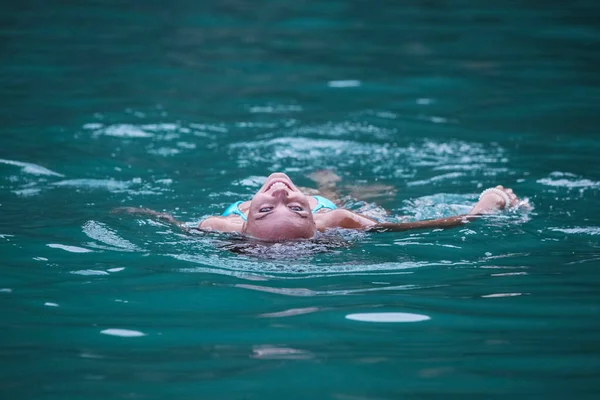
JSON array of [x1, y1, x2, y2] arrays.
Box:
[[189, 123, 228, 133], [101, 124, 153, 138], [13, 188, 42, 197], [147, 147, 180, 156], [249, 104, 303, 113], [549, 226, 600, 236], [346, 312, 431, 323], [481, 293, 524, 298], [47, 244, 93, 253], [100, 329, 146, 337], [51, 179, 131, 191], [258, 307, 320, 318], [44, 302, 59, 307], [70, 270, 109, 276], [83, 123, 103, 130], [537, 172, 600, 189], [251, 345, 312, 359], [230, 137, 503, 178], [235, 176, 267, 187], [140, 123, 178, 132], [328, 80, 361, 88]]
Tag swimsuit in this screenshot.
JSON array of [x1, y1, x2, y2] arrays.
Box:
[[221, 195, 337, 222]]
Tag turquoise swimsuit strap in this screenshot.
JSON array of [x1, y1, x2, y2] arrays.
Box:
[[311, 195, 337, 213], [221, 201, 247, 221]]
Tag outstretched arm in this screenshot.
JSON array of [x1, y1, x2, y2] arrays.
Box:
[[321, 185, 524, 232], [113, 207, 244, 234], [111, 207, 189, 232]]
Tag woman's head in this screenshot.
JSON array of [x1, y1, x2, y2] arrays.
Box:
[[243, 173, 316, 241]]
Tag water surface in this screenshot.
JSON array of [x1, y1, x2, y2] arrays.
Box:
[[1, 1, 599, 399]]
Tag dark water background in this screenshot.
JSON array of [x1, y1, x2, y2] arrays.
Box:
[[1, 1, 599, 399]]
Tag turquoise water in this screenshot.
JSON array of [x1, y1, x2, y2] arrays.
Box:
[[1, 1, 600, 398]]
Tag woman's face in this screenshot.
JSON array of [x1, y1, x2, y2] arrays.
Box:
[[244, 173, 316, 241]]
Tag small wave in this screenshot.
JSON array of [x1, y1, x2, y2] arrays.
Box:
[[174, 250, 464, 277], [251, 345, 313, 360], [92, 124, 154, 138], [346, 312, 430, 323], [52, 179, 131, 190], [249, 104, 303, 113], [13, 188, 42, 197], [71, 269, 109, 275], [47, 244, 93, 253], [407, 172, 466, 186], [230, 137, 505, 178], [537, 172, 600, 189], [83, 221, 141, 251], [50, 178, 164, 195], [234, 176, 267, 188], [327, 80, 361, 88], [0, 158, 64, 177], [147, 147, 180, 156], [549, 226, 600, 236], [402, 194, 474, 220], [237, 283, 422, 297], [100, 329, 146, 337]]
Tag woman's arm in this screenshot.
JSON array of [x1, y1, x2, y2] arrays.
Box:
[[321, 185, 524, 232], [112, 208, 244, 234], [111, 207, 189, 231]]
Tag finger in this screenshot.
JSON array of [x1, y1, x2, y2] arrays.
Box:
[[496, 185, 504, 190], [505, 188, 513, 194]]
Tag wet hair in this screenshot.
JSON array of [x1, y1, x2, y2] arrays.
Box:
[[217, 230, 354, 258], [243, 214, 317, 242]]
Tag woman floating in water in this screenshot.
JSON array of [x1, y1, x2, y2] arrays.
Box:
[[116, 171, 527, 242]]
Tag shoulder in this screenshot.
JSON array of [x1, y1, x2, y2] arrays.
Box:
[[198, 216, 244, 233]]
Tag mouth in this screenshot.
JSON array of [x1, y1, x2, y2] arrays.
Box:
[[265, 180, 293, 192]]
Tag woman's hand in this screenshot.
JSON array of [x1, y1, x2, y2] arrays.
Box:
[[469, 185, 524, 215]]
